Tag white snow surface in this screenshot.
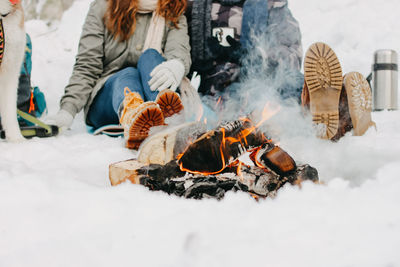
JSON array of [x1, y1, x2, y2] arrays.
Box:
[[1, 0, 400, 266]]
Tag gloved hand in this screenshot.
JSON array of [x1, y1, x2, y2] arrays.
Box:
[[207, 36, 243, 64], [44, 109, 74, 133], [149, 59, 185, 92]]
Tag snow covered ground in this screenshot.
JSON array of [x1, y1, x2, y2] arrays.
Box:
[[1, 0, 400, 266]]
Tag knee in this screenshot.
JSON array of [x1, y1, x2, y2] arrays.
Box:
[[118, 67, 137, 76], [105, 67, 140, 90], [138, 49, 163, 67], [141, 48, 161, 58], [114, 67, 140, 82]]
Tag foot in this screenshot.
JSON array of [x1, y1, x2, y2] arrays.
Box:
[[343, 72, 375, 136], [331, 85, 354, 141], [155, 89, 184, 118], [119, 88, 144, 126], [124, 102, 165, 150], [119, 87, 165, 150], [304, 42, 343, 139]]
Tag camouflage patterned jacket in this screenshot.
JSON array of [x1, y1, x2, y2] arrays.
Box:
[[187, 0, 302, 94]]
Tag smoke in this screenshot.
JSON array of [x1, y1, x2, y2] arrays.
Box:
[[198, 28, 316, 143]]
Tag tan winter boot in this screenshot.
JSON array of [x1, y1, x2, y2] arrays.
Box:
[[119, 87, 164, 150], [343, 72, 376, 136], [155, 89, 184, 118], [304, 82, 354, 141], [304, 42, 343, 139]]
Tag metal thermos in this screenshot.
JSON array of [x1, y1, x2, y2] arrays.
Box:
[[371, 49, 398, 111]]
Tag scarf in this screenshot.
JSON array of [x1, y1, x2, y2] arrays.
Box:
[[138, 0, 165, 53]]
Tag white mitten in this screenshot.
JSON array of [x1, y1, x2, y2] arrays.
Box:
[[190, 71, 201, 91], [149, 59, 185, 92], [44, 109, 74, 133]]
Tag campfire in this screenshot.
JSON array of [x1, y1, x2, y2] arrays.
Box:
[[109, 106, 319, 200]]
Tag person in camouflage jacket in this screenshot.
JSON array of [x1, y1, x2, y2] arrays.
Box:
[[187, 0, 303, 101]]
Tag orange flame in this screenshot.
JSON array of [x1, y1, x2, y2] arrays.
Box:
[[249, 193, 260, 201], [196, 103, 204, 122], [179, 101, 278, 176], [255, 102, 281, 128], [215, 97, 222, 110], [179, 128, 228, 176], [237, 161, 243, 182], [248, 145, 271, 172]]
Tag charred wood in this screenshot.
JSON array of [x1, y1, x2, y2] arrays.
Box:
[[178, 120, 268, 174], [120, 160, 319, 200]]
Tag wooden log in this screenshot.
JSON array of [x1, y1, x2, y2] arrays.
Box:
[[109, 159, 145, 186], [178, 120, 268, 174], [109, 159, 185, 186], [249, 142, 297, 176], [138, 122, 206, 165]]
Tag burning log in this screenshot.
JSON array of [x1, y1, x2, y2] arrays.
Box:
[[109, 117, 319, 200], [109, 159, 185, 186], [178, 120, 268, 174], [249, 142, 296, 176], [138, 122, 207, 165]]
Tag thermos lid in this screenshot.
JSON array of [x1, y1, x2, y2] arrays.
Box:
[[374, 49, 398, 65]]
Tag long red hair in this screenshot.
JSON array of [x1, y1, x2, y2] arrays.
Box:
[[105, 0, 187, 42]]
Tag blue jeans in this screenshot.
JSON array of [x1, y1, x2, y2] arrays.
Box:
[[87, 49, 164, 129], [276, 70, 304, 102], [240, 0, 269, 51]]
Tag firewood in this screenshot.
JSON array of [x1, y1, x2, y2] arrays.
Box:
[[249, 142, 297, 176], [109, 159, 145, 186], [109, 159, 186, 186], [178, 120, 268, 174], [109, 158, 319, 199], [138, 122, 206, 165]]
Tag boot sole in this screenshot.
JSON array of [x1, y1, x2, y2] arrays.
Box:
[[125, 102, 164, 149], [156, 89, 184, 118], [343, 72, 375, 136], [304, 42, 343, 139]]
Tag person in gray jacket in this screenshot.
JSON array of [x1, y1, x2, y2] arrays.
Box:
[[187, 0, 302, 101], [47, 0, 191, 149]]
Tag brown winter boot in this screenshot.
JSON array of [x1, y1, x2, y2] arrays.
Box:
[[304, 82, 354, 141], [301, 80, 310, 110], [120, 87, 165, 150], [304, 42, 343, 139], [343, 72, 376, 136], [331, 85, 354, 141], [155, 89, 184, 118]]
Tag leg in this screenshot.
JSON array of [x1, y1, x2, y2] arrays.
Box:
[[139, 49, 184, 118], [277, 70, 304, 103], [87, 67, 144, 129], [137, 49, 165, 101], [0, 77, 24, 141], [304, 42, 343, 140]]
